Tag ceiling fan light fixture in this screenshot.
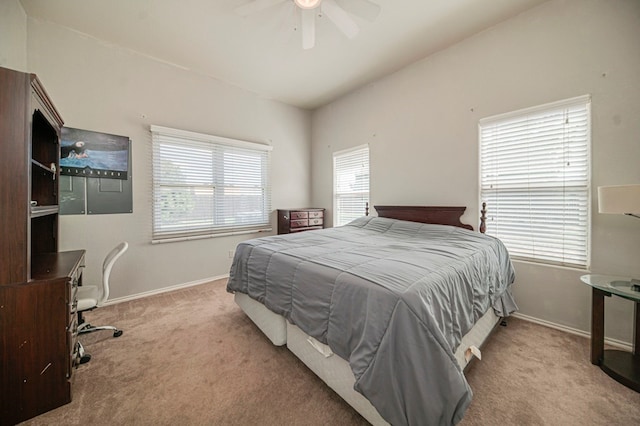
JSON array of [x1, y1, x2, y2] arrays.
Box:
[[294, 0, 322, 10]]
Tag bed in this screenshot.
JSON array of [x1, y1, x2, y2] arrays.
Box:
[[226, 205, 516, 425]]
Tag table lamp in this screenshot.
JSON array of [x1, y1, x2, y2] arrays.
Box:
[[598, 184, 640, 290], [598, 184, 640, 219]]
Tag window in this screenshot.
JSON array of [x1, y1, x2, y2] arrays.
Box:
[[479, 95, 591, 268], [333, 144, 369, 227], [151, 125, 272, 242]]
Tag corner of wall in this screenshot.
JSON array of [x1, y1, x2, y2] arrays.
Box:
[[0, 0, 28, 72]]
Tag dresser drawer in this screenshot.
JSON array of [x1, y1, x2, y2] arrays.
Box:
[[308, 218, 323, 226], [290, 211, 308, 220], [290, 219, 309, 228], [308, 211, 323, 219]]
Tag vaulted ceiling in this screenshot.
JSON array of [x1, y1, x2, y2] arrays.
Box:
[[20, 0, 548, 109]]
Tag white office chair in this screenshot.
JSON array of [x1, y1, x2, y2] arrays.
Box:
[[77, 242, 128, 340]]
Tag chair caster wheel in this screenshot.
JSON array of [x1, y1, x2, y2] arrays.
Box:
[[80, 353, 92, 364], [113, 330, 123, 337]]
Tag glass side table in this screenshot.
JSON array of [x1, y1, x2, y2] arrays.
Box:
[[580, 274, 640, 392]]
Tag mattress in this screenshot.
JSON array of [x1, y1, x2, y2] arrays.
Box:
[[234, 293, 500, 426], [235, 292, 286, 346]]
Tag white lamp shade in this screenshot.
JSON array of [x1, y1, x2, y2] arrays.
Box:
[[598, 184, 640, 214]]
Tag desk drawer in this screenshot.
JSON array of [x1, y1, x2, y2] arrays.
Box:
[[67, 266, 82, 303], [69, 286, 78, 314], [67, 316, 79, 377]]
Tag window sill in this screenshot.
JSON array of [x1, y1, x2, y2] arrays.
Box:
[[512, 258, 589, 273], [152, 227, 273, 244]]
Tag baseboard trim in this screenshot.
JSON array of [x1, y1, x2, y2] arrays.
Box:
[[102, 279, 634, 351], [512, 312, 633, 351], [103, 274, 229, 306]]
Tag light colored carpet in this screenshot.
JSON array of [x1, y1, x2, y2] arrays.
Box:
[[21, 279, 640, 425], [461, 317, 640, 425]]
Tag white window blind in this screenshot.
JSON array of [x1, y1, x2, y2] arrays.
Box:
[[333, 144, 369, 227], [479, 95, 591, 268], [151, 125, 272, 242]]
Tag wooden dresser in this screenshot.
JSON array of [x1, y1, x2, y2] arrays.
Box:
[[277, 208, 325, 234], [0, 66, 84, 425]]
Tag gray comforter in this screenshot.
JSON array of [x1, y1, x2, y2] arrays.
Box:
[[227, 216, 516, 425]]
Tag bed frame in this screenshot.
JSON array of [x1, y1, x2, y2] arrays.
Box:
[[233, 203, 499, 425]]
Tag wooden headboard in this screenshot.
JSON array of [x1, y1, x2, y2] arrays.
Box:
[[373, 203, 487, 233]]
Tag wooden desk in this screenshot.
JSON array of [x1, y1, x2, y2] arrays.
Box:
[[0, 250, 85, 425]]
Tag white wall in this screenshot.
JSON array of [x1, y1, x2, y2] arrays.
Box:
[[3, 0, 638, 343], [0, 0, 27, 71], [311, 0, 640, 343], [23, 18, 311, 299]]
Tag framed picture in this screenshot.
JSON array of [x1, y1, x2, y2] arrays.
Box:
[[60, 127, 130, 180]]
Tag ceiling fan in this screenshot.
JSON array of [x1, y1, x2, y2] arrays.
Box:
[[235, 0, 381, 50]]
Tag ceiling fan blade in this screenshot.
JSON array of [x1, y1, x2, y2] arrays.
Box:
[[321, 0, 359, 39], [301, 9, 316, 50], [335, 0, 380, 22], [234, 0, 287, 16]]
